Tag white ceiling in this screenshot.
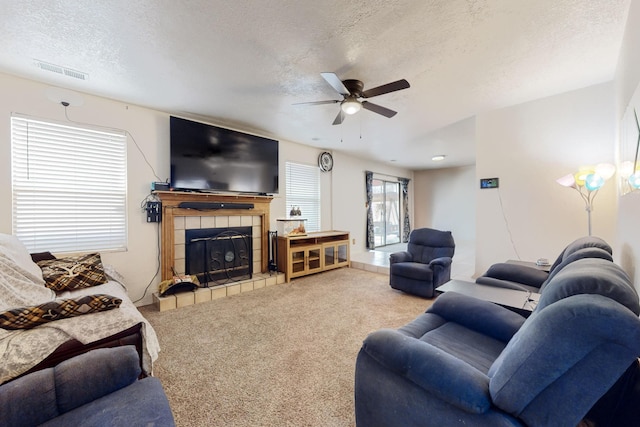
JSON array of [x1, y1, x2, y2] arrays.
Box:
[[0, 1, 631, 170]]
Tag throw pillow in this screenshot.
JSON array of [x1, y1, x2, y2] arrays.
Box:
[[0, 294, 122, 330], [37, 253, 108, 292]]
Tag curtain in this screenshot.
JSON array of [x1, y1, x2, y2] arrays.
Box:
[[399, 178, 411, 243], [365, 171, 375, 249]]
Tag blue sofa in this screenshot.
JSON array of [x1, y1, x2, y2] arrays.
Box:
[[0, 345, 175, 427], [476, 236, 613, 292], [355, 259, 640, 426]]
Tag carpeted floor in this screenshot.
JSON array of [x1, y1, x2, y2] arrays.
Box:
[[139, 267, 433, 427]]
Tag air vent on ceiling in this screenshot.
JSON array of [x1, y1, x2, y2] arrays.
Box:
[[34, 60, 89, 81]]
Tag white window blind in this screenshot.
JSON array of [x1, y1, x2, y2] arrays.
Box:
[[285, 161, 320, 232], [11, 115, 127, 253]]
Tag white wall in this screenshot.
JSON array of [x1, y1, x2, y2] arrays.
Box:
[[615, 0, 640, 294], [0, 73, 170, 306], [0, 72, 412, 305], [330, 150, 413, 250], [413, 165, 476, 242], [475, 83, 617, 275], [274, 141, 412, 250]]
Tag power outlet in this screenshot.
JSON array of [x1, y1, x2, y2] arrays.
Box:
[[146, 201, 162, 222]]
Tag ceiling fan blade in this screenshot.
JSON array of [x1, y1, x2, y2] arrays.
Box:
[[361, 101, 397, 118], [361, 79, 410, 98], [332, 110, 345, 125], [321, 72, 351, 96], [293, 100, 340, 106]]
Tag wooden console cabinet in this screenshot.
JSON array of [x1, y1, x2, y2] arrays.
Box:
[[277, 231, 350, 282]]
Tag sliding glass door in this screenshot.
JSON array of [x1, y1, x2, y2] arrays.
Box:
[[372, 179, 400, 247]]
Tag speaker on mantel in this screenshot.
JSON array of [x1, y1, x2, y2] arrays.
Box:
[[178, 202, 254, 210]]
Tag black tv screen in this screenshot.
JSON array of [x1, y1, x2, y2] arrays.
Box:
[[170, 116, 279, 194]]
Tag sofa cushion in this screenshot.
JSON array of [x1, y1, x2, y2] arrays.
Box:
[[536, 259, 639, 315], [549, 236, 612, 271], [0, 294, 122, 330], [54, 346, 141, 413], [0, 347, 174, 427], [0, 366, 60, 426], [39, 377, 175, 427], [489, 294, 640, 426], [38, 253, 108, 291]]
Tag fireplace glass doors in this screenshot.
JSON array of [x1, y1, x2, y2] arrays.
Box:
[[185, 227, 252, 285]]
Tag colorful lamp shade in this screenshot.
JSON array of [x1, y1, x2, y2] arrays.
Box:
[[585, 174, 605, 191], [557, 163, 614, 236], [556, 173, 576, 188]]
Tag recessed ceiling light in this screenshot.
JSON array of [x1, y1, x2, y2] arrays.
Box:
[[432, 155, 446, 161]]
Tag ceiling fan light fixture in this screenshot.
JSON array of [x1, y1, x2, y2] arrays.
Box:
[[341, 98, 361, 115]]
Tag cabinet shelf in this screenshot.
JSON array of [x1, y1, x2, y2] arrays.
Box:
[[277, 231, 350, 282]]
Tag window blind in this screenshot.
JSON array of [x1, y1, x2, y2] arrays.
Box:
[[285, 161, 320, 232], [11, 115, 127, 253]]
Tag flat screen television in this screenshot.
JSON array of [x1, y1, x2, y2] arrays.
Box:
[[170, 116, 279, 194]]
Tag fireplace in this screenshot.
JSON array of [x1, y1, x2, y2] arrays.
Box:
[[153, 192, 282, 311], [185, 227, 253, 285]]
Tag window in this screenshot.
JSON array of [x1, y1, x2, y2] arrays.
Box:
[[11, 114, 127, 253], [285, 161, 320, 232], [372, 179, 401, 247]]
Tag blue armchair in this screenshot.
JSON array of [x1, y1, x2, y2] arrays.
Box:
[[389, 228, 455, 298], [356, 259, 640, 426], [476, 236, 613, 292]]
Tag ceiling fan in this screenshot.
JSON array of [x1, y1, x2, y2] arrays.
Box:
[[297, 72, 410, 125]]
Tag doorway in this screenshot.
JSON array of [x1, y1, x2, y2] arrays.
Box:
[[372, 179, 401, 247]]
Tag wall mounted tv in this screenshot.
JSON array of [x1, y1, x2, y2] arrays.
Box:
[[170, 116, 279, 194]]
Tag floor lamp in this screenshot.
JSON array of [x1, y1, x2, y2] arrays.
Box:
[[556, 163, 615, 236]]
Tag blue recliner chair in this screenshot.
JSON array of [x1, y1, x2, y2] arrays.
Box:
[[389, 228, 455, 298], [476, 236, 613, 292], [355, 259, 640, 426]]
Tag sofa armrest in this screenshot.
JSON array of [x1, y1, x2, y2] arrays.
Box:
[[429, 256, 452, 268], [482, 263, 548, 288], [54, 346, 141, 413], [428, 292, 526, 342], [475, 276, 537, 292], [389, 251, 412, 264], [361, 329, 491, 414]]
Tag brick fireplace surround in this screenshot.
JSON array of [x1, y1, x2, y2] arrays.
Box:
[[152, 191, 284, 311]]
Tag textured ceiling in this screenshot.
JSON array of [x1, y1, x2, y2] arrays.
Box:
[[0, 0, 631, 169]]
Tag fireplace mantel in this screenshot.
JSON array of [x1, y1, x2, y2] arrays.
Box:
[[154, 191, 273, 281]]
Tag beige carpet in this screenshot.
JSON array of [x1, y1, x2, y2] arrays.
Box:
[[139, 267, 433, 427]]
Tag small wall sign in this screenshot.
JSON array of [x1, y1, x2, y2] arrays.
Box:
[[480, 177, 499, 189]]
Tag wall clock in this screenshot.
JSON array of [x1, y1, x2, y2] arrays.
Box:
[[318, 151, 334, 172]]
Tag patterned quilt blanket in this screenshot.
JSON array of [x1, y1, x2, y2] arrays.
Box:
[[0, 249, 159, 384]]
